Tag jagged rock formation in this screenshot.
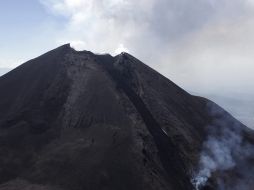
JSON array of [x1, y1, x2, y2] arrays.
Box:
[[0, 44, 253, 190]]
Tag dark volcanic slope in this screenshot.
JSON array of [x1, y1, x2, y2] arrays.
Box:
[[0, 44, 253, 190]]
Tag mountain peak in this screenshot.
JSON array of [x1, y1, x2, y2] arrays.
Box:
[[54, 43, 72, 52], [61, 43, 71, 48], [0, 46, 253, 190]]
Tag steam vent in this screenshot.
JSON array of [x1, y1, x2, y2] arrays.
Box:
[[0, 44, 253, 190]]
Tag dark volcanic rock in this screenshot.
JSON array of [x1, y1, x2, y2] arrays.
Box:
[[0, 44, 253, 190]]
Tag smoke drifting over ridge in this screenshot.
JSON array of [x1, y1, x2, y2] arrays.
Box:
[[37, 0, 254, 130], [192, 102, 254, 190], [1, 0, 254, 129], [37, 0, 254, 96]]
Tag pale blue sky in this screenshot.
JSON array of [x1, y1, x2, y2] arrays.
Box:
[[0, 0, 65, 67]]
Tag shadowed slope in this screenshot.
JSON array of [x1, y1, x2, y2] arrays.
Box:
[[0, 45, 253, 190]]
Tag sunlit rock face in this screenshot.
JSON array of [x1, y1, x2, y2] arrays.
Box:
[[0, 44, 253, 190]]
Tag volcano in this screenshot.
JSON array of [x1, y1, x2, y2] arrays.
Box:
[[0, 44, 253, 190]]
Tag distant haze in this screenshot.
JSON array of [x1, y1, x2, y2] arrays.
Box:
[[195, 93, 254, 130]]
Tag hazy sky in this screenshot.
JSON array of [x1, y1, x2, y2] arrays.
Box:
[[0, 0, 253, 127]]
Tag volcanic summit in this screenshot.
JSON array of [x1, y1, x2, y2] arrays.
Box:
[[0, 44, 253, 190]]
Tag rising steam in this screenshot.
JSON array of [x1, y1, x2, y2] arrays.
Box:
[[191, 102, 254, 190]]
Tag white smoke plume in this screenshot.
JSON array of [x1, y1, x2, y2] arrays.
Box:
[[191, 102, 254, 190]]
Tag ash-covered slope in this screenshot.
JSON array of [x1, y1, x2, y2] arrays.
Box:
[[0, 44, 253, 190]]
